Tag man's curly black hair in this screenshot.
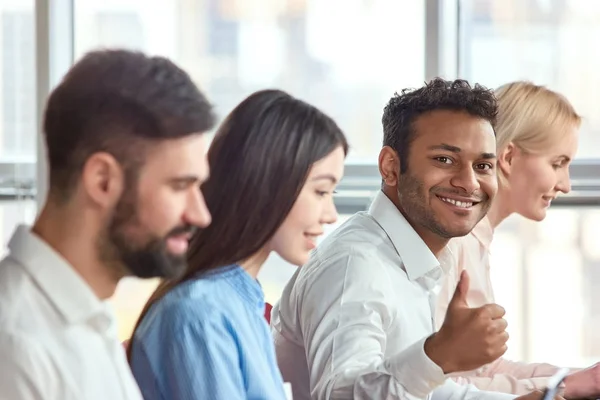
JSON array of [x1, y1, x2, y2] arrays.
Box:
[[382, 77, 498, 173]]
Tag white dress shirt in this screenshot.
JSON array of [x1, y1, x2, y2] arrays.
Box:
[[271, 191, 516, 400], [0, 225, 143, 400]]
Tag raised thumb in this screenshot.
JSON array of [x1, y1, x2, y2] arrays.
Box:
[[449, 269, 470, 309]]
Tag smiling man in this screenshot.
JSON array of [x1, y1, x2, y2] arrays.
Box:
[[271, 78, 555, 400]]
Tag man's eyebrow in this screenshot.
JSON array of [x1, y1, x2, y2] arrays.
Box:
[[428, 143, 461, 153], [429, 143, 496, 159]]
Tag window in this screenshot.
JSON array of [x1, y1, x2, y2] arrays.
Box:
[[0, 1, 35, 162], [74, 0, 426, 161], [73, 0, 426, 340], [459, 0, 600, 366], [0, 0, 36, 252], [459, 0, 600, 158]]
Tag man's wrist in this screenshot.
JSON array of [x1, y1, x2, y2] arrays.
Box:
[[424, 332, 456, 374]]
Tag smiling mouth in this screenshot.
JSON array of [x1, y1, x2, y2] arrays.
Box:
[[542, 196, 554, 206], [437, 195, 480, 209]]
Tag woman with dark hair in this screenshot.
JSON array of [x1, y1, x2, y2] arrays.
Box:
[[127, 89, 349, 400]]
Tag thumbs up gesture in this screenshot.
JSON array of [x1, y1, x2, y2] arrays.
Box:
[[424, 270, 509, 374]]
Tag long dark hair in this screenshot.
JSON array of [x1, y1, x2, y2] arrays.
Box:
[[128, 89, 348, 359]]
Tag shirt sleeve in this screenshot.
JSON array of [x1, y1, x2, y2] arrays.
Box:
[[432, 379, 516, 400], [298, 248, 448, 400], [0, 334, 54, 400], [131, 306, 246, 400], [451, 359, 565, 395]]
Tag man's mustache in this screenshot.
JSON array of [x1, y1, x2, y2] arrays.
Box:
[[432, 188, 488, 202], [166, 225, 197, 239]]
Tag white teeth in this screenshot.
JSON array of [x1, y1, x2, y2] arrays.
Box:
[[440, 197, 473, 208]]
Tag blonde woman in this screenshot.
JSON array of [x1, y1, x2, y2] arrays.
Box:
[[435, 81, 599, 398]]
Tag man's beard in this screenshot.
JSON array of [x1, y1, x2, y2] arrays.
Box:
[[98, 189, 196, 280], [396, 170, 489, 239]]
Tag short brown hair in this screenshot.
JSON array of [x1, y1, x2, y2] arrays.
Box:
[[43, 49, 215, 199]]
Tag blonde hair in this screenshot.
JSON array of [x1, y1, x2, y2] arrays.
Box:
[[494, 81, 581, 154], [494, 82, 581, 185]]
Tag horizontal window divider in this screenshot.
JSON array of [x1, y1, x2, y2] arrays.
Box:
[[0, 159, 596, 206], [336, 159, 600, 211]]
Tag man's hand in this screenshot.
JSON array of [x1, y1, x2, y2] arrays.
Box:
[[563, 362, 600, 399], [424, 270, 509, 374], [516, 390, 565, 400]]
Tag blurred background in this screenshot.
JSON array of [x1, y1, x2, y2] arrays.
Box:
[[2, 0, 600, 368]]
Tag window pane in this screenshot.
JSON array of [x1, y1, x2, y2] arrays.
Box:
[[0, 0, 35, 163], [459, 0, 600, 158], [0, 0, 36, 247], [74, 0, 425, 340], [491, 207, 599, 367], [74, 0, 425, 162]]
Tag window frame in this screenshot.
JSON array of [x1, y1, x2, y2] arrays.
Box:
[[23, 0, 599, 213], [334, 0, 600, 215]]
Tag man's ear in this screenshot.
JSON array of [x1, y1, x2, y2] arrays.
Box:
[[497, 142, 516, 179], [379, 146, 401, 186], [81, 152, 125, 209]]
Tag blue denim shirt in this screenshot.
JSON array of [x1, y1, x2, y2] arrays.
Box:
[[130, 265, 287, 400]]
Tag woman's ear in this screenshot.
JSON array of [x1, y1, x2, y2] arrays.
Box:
[[497, 142, 516, 179]]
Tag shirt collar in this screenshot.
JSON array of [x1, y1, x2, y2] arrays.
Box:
[[470, 215, 494, 248], [368, 191, 442, 281], [8, 225, 112, 330]]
